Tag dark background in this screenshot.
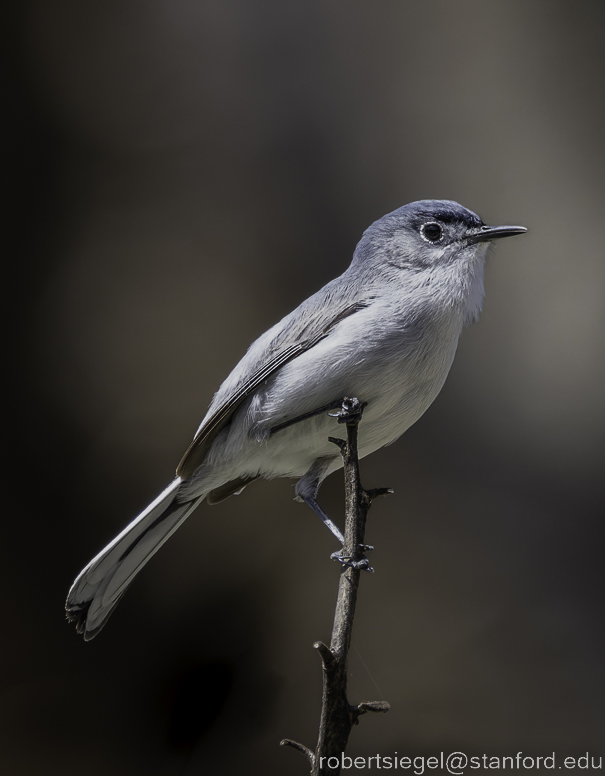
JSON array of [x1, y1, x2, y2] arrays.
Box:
[[3, 2, 605, 774]]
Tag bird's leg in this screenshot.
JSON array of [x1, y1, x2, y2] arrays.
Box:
[[269, 399, 344, 436], [293, 398, 375, 567], [327, 398, 394, 572], [299, 495, 344, 544], [270, 396, 367, 437], [299, 492, 374, 556], [330, 397, 373, 555]]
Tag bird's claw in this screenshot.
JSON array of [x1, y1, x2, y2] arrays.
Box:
[[330, 549, 374, 572], [328, 397, 365, 425]]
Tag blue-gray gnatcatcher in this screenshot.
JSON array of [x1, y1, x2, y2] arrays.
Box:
[[66, 199, 526, 639]]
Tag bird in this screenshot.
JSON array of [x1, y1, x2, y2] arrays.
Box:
[[66, 199, 526, 639]]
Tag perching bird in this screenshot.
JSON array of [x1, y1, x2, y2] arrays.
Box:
[[66, 199, 526, 639]]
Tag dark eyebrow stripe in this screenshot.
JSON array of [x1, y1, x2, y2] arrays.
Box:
[[406, 204, 483, 231]]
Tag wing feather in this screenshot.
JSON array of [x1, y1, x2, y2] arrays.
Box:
[[176, 300, 368, 478]]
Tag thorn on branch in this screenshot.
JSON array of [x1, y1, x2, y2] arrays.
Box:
[[328, 436, 346, 452], [350, 700, 391, 725], [313, 640, 336, 669], [280, 739, 316, 765], [366, 487, 394, 501]]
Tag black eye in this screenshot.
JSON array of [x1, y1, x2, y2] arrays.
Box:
[[420, 222, 443, 243]]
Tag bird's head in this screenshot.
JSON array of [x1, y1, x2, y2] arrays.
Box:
[[359, 199, 526, 270], [353, 199, 527, 323]]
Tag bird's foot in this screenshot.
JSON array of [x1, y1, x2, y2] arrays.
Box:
[[331, 548, 374, 572], [328, 397, 365, 425]]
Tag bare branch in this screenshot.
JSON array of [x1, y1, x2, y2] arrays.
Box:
[[282, 398, 391, 775], [280, 738, 316, 765]]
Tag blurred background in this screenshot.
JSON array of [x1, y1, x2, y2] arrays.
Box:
[[3, 1, 605, 774]]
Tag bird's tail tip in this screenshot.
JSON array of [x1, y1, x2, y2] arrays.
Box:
[[65, 478, 196, 640]]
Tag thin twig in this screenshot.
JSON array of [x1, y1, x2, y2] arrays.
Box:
[[281, 398, 391, 775]]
